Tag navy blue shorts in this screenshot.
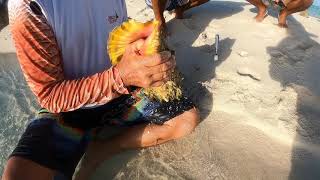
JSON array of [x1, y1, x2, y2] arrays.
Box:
[[10, 91, 194, 179]]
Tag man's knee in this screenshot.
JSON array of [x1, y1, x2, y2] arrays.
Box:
[[288, 0, 313, 11], [165, 107, 199, 140], [135, 108, 199, 147]]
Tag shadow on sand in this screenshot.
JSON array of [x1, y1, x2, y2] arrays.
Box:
[[267, 16, 320, 180], [167, 1, 246, 121], [87, 1, 246, 179]]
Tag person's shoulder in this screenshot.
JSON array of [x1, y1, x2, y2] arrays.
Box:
[[8, 0, 46, 26], [8, 0, 29, 12], [8, 0, 31, 22]]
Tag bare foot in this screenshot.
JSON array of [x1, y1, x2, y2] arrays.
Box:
[[254, 6, 268, 22], [278, 23, 288, 28], [278, 9, 288, 28]]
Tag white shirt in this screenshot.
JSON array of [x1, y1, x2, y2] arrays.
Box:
[[34, 0, 127, 79]]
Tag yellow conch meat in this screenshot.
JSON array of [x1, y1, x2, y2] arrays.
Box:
[[108, 19, 182, 102]]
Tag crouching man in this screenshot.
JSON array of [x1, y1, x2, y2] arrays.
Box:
[[2, 0, 199, 179]]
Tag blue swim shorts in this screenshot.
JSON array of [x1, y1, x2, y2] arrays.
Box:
[[9, 89, 194, 179]]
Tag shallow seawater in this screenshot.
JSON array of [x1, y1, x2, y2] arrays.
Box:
[[309, 5, 320, 19], [0, 53, 218, 179], [307, 0, 320, 18], [0, 53, 39, 174]]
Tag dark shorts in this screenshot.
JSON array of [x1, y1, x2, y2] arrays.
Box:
[[146, 0, 189, 11], [10, 90, 194, 179], [166, 0, 183, 11]]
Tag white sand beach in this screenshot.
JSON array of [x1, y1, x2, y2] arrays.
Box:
[[1, 0, 320, 179]]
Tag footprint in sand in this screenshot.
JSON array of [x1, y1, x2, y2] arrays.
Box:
[[269, 49, 284, 58], [182, 19, 198, 31], [282, 41, 313, 63], [297, 41, 314, 50], [169, 40, 187, 49], [237, 67, 261, 81], [237, 51, 249, 57]]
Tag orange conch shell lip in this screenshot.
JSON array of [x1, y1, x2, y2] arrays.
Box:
[[108, 19, 182, 102], [108, 20, 161, 65]]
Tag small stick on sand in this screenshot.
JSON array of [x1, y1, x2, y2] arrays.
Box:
[[214, 34, 220, 61]]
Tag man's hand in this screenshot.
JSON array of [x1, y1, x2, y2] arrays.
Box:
[[116, 40, 175, 88]]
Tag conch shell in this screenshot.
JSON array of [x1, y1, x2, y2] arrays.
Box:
[[108, 19, 182, 102]]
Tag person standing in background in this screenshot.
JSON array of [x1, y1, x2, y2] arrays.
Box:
[[247, 0, 313, 27]]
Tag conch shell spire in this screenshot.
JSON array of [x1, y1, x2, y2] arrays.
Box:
[[108, 19, 182, 102]]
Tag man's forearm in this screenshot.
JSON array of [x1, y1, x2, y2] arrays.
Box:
[[38, 67, 128, 113], [9, 1, 129, 113]]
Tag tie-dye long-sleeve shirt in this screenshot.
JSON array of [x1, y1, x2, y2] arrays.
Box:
[[8, 0, 129, 113]]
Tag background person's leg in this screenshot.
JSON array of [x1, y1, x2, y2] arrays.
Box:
[[185, 0, 209, 11], [74, 108, 199, 180], [278, 0, 313, 27], [151, 0, 168, 22], [246, 0, 268, 22]]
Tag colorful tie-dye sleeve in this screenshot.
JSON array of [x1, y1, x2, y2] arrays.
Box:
[[8, 0, 129, 113]]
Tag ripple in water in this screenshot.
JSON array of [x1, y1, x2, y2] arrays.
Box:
[[0, 53, 38, 174]]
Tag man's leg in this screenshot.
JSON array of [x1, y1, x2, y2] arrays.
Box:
[[2, 117, 91, 180], [278, 0, 313, 27], [175, 0, 209, 19], [2, 157, 54, 180], [246, 0, 268, 22], [74, 108, 199, 180], [151, 0, 168, 23]]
